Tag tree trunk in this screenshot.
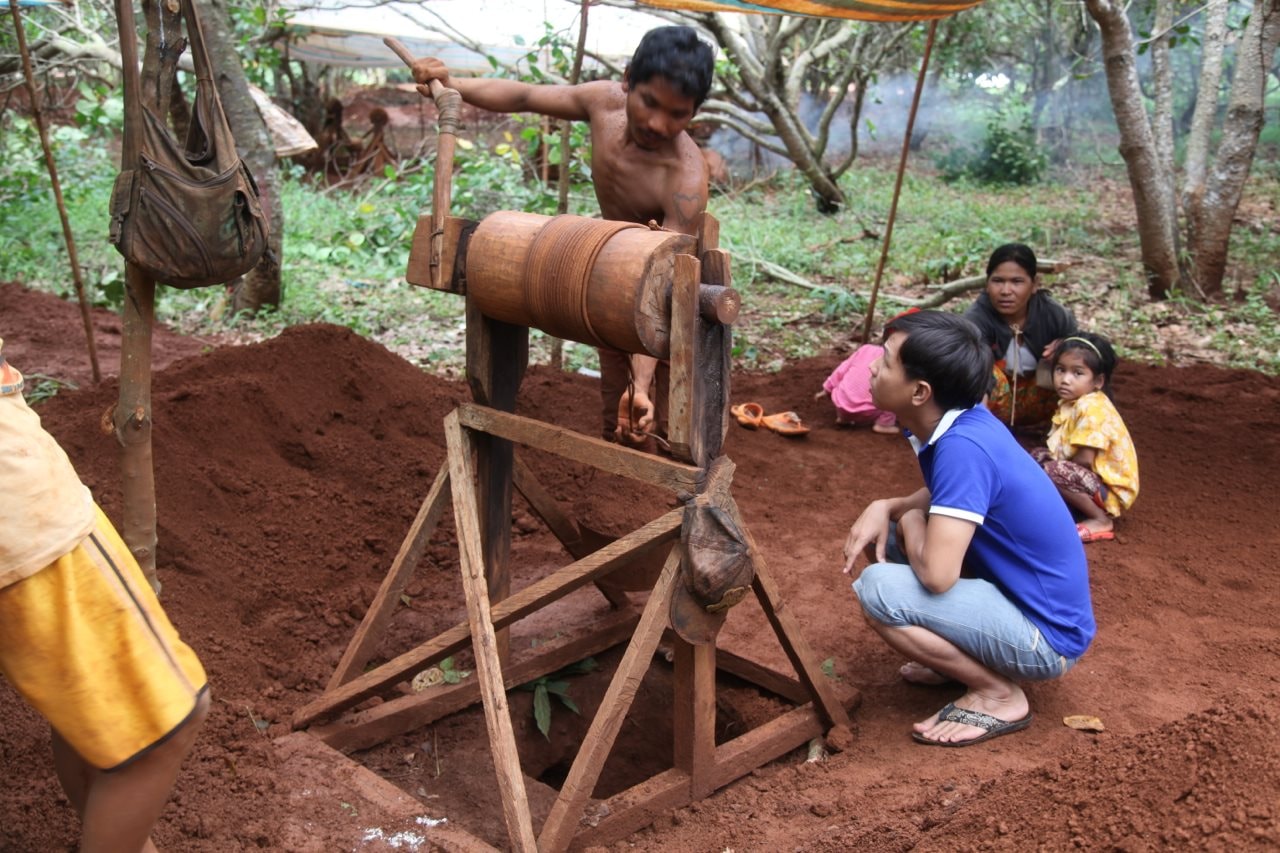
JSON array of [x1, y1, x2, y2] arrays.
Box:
[[1182, 0, 1229, 197], [199, 0, 282, 312], [1185, 0, 1280, 295], [1084, 0, 1183, 298]]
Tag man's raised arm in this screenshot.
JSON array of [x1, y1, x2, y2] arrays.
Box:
[[411, 57, 597, 122]]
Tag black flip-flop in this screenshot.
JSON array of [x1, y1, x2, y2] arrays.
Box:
[[911, 702, 1034, 747]]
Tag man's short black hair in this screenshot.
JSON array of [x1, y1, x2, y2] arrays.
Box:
[[891, 311, 993, 411], [627, 26, 715, 109]]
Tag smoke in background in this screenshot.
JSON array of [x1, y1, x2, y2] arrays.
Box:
[[705, 71, 1117, 178]]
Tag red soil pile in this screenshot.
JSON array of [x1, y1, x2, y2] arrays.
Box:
[[2, 282, 1278, 850]]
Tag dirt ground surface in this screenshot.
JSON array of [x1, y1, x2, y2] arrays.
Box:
[[2, 280, 1279, 852]]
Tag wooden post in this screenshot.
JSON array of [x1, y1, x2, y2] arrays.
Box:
[[466, 301, 528, 664]]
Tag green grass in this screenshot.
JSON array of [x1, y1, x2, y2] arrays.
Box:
[[1, 132, 1276, 375]]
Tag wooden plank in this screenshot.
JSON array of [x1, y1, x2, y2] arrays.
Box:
[[710, 645, 808, 705], [666, 253, 701, 465], [696, 211, 719, 255], [457, 403, 702, 493], [292, 509, 683, 729], [698, 248, 733, 457], [405, 212, 435, 287], [313, 611, 641, 753], [728, 496, 852, 730], [672, 637, 717, 800], [512, 454, 630, 608], [538, 546, 683, 852], [445, 411, 538, 852], [571, 768, 691, 850], [328, 466, 451, 690], [711, 704, 827, 790]]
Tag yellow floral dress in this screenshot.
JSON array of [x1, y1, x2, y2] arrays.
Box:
[[1047, 391, 1139, 517]]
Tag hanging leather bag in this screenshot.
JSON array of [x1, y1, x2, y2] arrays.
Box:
[[109, 0, 268, 289]]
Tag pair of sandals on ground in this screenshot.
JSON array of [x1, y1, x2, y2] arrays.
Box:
[[730, 402, 810, 436]]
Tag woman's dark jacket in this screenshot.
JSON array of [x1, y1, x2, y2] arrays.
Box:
[[964, 291, 1077, 372]]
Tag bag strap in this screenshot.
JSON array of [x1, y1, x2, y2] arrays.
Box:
[[113, 0, 218, 160]]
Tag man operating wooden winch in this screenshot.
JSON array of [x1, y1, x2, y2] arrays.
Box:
[[411, 25, 715, 449]]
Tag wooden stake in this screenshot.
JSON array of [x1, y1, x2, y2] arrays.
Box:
[[8, 0, 100, 384]]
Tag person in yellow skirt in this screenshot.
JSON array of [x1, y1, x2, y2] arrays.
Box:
[[0, 338, 208, 852]]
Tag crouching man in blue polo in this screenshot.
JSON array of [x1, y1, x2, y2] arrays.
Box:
[[841, 310, 1094, 746]]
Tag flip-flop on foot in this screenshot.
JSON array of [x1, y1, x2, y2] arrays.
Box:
[[730, 402, 765, 429], [912, 702, 1033, 747], [761, 411, 810, 436], [1076, 522, 1115, 543]]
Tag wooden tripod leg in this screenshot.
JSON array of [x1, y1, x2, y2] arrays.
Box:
[[727, 495, 851, 730], [445, 410, 538, 852], [327, 466, 451, 690], [537, 546, 684, 852]]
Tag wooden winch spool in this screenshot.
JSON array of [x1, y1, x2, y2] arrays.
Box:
[[465, 211, 736, 358]]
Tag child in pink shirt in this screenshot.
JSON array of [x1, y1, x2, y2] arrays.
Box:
[[816, 343, 899, 434]]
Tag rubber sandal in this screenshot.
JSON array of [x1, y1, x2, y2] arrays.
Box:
[[911, 702, 1034, 747], [1076, 523, 1115, 543], [730, 402, 765, 429], [760, 411, 810, 436]]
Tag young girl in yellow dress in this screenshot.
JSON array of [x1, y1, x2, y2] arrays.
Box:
[[1030, 332, 1139, 543]]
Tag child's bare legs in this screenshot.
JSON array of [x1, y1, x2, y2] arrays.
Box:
[[52, 690, 210, 853], [1059, 487, 1112, 536]]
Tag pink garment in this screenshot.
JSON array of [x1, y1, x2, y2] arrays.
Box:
[[823, 344, 896, 428]]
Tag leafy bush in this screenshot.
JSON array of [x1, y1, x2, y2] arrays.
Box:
[[937, 103, 1047, 186]]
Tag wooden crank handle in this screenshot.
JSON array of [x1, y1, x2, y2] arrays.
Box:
[[383, 36, 451, 103], [698, 284, 740, 325]]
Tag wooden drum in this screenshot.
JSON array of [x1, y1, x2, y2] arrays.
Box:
[[465, 211, 697, 358]]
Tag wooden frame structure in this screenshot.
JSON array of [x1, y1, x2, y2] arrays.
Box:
[[293, 43, 855, 850], [291, 220, 854, 851]]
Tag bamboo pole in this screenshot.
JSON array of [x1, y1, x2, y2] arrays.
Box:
[[8, 0, 101, 384], [859, 19, 938, 344]]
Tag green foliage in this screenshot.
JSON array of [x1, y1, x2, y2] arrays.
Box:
[[937, 102, 1047, 187], [21, 374, 78, 406], [518, 657, 599, 739]]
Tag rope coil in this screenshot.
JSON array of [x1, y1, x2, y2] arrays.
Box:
[[522, 215, 640, 348]]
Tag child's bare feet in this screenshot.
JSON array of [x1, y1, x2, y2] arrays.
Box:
[[872, 422, 900, 435]]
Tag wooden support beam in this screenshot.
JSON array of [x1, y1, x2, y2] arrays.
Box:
[[457, 403, 702, 493], [537, 547, 683, 852], [571, 768, 691, 850], [697, 249, 733, 458], [728, 495, 852, 730], [293, 509, 683, 729], [666, 253, 701, 465], [672, 637, 717, 800], [328, 466, 451, 689], [313, 610, 640, 753], [466, 305, 528, 665], [445, 410, 538, 852]]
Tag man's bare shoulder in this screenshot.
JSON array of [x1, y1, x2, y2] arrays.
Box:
[[578, 79, 626, 112]]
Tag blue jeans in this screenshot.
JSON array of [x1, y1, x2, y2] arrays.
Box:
[[852, 559, 1076, 682]]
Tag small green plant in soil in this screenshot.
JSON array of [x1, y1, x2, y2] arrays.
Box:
[[518, 657, 599, 739]]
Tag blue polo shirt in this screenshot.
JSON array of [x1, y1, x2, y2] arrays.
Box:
[[910, 406, 1095, 658]]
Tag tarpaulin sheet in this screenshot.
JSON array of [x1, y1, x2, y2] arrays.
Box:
[[633, 0, 979, 22]]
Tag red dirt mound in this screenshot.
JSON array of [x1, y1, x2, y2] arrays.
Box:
[[2, 282, 1278, 851]]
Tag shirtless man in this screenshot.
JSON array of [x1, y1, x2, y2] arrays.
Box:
[[412, 26, 715, 445]]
